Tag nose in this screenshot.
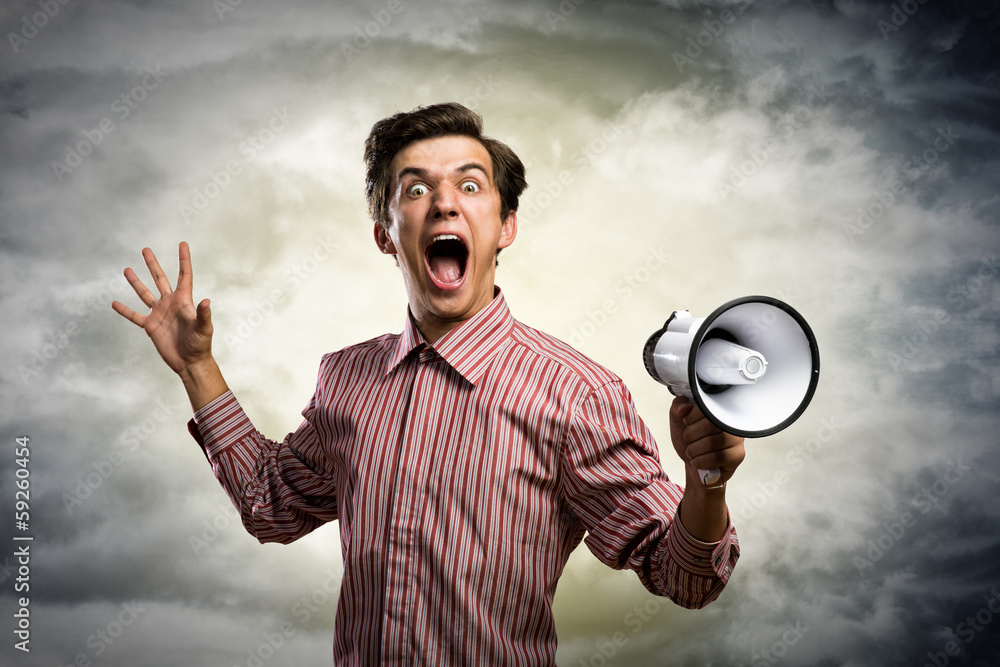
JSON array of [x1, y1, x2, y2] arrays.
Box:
[[430, 184, 459, 219]]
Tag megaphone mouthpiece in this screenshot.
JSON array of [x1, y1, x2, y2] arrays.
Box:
[[695, 338, 767, 386]]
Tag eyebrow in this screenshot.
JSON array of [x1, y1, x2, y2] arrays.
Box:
[[397, 166, 428, 181], [396, 162, 490, 182], [455, 162, 489, 178]]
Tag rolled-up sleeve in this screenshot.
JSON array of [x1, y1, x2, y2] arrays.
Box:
[[188, 386, 338, 545], [559, 380, 739, 609]]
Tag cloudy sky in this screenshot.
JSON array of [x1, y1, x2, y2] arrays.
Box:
[[2, 0, 999, 664]]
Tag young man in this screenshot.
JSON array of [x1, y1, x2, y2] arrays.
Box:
[[112, 103, 745, 665]]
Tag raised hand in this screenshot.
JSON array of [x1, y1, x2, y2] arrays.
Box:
[[112, 242, 215, 376]]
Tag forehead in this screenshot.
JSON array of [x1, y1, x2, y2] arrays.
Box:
[[390, 135, 493, 181]]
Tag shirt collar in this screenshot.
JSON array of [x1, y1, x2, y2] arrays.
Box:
[[385, 287, 514, 386]]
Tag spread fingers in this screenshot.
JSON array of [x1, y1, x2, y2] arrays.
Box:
[[124, 266, 158, 309], [142, 247, 173, 298], [111, 300, 146, 328]]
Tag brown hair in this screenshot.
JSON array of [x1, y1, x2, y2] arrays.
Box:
[[364, 102, 527, 230]]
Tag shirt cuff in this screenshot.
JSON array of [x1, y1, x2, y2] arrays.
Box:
[[667, 512, 737, 582], [186, 390, 256, 459]]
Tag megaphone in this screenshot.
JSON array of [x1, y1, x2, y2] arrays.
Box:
[[642, 296, 820, 487]]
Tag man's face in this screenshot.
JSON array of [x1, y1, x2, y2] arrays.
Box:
[[375, 135, 517, 342]]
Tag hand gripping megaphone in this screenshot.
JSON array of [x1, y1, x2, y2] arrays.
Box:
[[642, 296, 820, 487]]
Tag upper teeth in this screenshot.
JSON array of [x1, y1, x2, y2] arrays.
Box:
[[433, 234, 460, 243]]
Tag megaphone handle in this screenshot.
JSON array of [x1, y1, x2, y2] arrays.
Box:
[[699, 467, 724, 489]]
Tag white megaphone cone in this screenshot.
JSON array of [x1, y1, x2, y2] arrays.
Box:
[[642, 296, 820, 487]]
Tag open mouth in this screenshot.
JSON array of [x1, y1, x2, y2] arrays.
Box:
[[425, 234, 469, 288]]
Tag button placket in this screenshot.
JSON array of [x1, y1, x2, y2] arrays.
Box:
[[383, 346, 443, 664]]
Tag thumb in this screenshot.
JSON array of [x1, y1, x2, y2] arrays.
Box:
[[669, 396, 692, 422], [196, 298, 213, 334], [669, 396, 692, 446]]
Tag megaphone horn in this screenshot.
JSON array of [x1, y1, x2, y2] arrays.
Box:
[[642, 296, 820, 487]]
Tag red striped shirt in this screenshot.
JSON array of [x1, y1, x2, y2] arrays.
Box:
[[188, 288, 738, 665]]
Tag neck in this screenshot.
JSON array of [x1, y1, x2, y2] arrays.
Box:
[[409, 284, 499, 345], [414, 316, 465, 345], [411, 288, 500, 344]]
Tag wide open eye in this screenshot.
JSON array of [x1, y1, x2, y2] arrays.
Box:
[[408, 183, 428, 197], [461, 180, 480, 193]]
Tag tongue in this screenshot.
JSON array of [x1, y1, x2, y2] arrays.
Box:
[[430, 255, 462, 284]]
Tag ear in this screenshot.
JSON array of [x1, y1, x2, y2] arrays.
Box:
[[374, 222, 396, 255], [497, 210, 518, 251]]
